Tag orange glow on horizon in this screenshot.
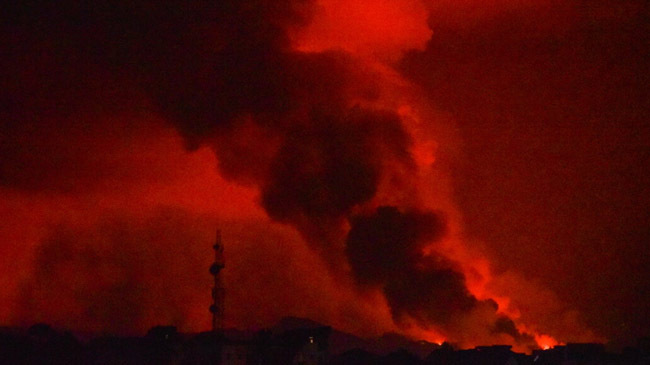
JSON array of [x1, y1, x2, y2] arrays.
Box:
[[404, 326, 447, 346], [535, 334, 560, 350], [290, 3, 568, 346], [2, 0, 618, 349]]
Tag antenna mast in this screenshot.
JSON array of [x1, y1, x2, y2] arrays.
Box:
[[209, 229, 225, 336]]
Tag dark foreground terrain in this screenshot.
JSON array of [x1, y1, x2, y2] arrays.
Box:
[[1, 320, 648, 364]]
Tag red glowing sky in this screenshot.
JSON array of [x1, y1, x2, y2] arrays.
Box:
[[1, 0, 648, 351]]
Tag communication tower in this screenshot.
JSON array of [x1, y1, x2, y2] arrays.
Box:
[[209, 229, 225, 336]]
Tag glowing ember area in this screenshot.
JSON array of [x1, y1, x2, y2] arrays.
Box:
[[1, 0, 649, 354], [536, 335, 560, 351]]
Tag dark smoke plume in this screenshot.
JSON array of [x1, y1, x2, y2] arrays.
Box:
[[83, 0, 417, 251], [399, 0, 650, 344], [346, 206, 533, 344], [2, 0, 410, 231], [262, 108, 414, 223], [3, 0, 533, 344]]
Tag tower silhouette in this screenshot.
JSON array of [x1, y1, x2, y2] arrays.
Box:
[[209, 229, 225, 335]]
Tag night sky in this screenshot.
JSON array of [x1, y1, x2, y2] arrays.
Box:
[[1, 0, 648, 352]]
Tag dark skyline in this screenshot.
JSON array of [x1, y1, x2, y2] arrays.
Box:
[[1, 0, 648, 351]]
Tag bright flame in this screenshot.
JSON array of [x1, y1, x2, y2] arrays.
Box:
[[535, 334, 559, 350]]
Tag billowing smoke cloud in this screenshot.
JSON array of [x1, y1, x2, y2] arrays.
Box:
[[17, 209, 212, 335], [66, 0, 422, 257], [400, 0, 650, 346], [346, 206, 533, 345], [2, 0, 578, 348], [260, 108, 415, 257], [87, 0, 528, 344], [17, 209, 391, 337]]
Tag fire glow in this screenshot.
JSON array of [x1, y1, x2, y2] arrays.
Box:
[[6, 0, 642, 354]]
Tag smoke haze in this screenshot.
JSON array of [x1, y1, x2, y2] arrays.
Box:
[[1, 0, 648, 350]]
